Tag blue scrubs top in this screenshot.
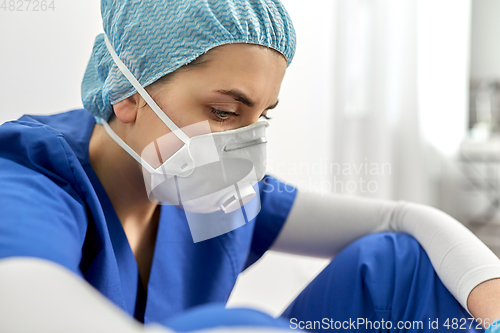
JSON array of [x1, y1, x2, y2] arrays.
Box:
[[0, 109, 297, 325]]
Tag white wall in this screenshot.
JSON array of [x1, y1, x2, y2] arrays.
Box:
[[0, 1, 102, 123], [470, 0, 500, 79], [0, 0, 337, 317], [418, 0, 471, 157]]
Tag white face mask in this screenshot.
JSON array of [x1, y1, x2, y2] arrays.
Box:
[[99, 117, 268, 213], [101, 35, 268, 241]]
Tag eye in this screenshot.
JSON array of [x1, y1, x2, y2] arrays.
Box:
[[209, 108, 239, 123]]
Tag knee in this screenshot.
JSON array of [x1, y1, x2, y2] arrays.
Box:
[[331, 232, 428, 282], [349, 232, 422, 256], [348, 232, 422, 259]]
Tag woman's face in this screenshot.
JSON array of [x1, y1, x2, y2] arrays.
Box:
[[115, 43, 288, 167]]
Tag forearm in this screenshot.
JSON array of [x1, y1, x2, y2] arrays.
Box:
[[0, 258, 295, 333], [0, 257, 171, 333], [271, 190, 395, 257], [392, 201, 500, 314], [271, 190, 500, 315]]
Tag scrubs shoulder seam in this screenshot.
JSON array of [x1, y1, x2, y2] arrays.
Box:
[[45, 126, 86, 200], [271, 185, 298, 223]]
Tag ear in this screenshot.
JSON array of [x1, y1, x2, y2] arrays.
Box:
[[112, 93, 142, 124]]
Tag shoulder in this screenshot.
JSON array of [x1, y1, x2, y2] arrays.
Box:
[[258, 175, 298, 213], [0, 109, 95, 201], [0, 109, 94, 160], [242, 175, 297, 268], [0, 110, 97, 268]]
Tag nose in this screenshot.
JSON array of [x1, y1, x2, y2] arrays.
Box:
[[239, 110, 269, 128]]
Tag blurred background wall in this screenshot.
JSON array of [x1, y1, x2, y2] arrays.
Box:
[[1, 0, 498, 318], [470, 0, 500, 79], [0, 1, 102, 121]]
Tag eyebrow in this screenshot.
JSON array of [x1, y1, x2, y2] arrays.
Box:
[[216, 89, 279, 110]]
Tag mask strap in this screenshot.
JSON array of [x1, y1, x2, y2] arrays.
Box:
[[103, 34, 190, 145], [97, 117, 158, 175]]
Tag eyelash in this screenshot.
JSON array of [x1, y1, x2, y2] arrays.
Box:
[[209, 108, 272, 123], [210, 108, 239, 123]]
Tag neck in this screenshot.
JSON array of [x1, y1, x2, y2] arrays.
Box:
[[88, 123, 158, 227]]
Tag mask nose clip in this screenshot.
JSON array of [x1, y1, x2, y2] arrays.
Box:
[[223, 137, 267, 152]]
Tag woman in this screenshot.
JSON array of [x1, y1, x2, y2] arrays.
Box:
[[1, 0, 500, 332]]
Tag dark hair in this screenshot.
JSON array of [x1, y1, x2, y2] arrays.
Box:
[[150, 52, 212, 89], [109, 45, 283, 121]]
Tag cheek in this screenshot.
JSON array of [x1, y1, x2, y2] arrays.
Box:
[[140, 131, 185, 168], [129, 108, 178, 166], [156, 88, 208, 130], [134, 92, 212, 168], [138, 121, 212, 169]]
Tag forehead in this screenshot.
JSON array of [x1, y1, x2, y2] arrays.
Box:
[[179, 43, 286, 76], [168, 43, 287, 103]]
